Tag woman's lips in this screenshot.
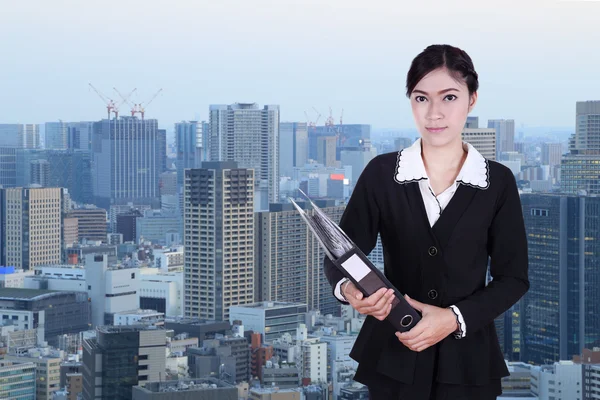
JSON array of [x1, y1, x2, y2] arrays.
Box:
[[426, 127, 447, 133]]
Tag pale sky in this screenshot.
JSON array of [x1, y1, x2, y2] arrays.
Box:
[[1, 0, 599, 134]]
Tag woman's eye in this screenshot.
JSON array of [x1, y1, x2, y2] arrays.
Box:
[[415, 96, 427, 102], [444, 94, 457, 101]]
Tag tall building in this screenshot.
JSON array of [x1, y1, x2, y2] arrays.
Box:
[[14, 149, 93, 204], [4, 349, 62, 400], [0, 147, 17, 187], [82, 325, 167, 400], [561, 101, 600, 194], [67, 121, 94, 150], [45, 121, 68, 149], [465, 116, 479, 129], [91, 117, 161, 210], [340, 139, 377, 184], [0, 124, 20, 147], [175, 121, 206, 187], [488, 119, 515, 159], [209, 103, 279, 210], [462, 128, 496, 160], [542, 143, 563, 167], [317, 136, 337, 167], [67, 207, 107, 242], [255, 201, 345, 316], [520, 193, 600, 365], [0, 360, 36, 400], [310, 124, 371, 161], [184, 162, 255, 321], [279, 122, 308, 178], [0, 187, 63, 270]]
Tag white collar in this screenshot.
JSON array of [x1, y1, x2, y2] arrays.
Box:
[[393, 138, 489, 189]]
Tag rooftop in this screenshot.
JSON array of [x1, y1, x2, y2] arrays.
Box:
[[0, 287, 63, 300], [231, 301, 308, 310]]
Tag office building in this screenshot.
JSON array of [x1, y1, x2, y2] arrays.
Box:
[[67, 121, 94, 150], [175, 121, 207, 187], [542, 143, 563, 167], [1, 187, 63, 270], [183, 162, 254, 321], [520, 193, 600, 365], [67, 207, 107, 242], [188, 334, 251, 383], [279, 122, 308, 178], [340, 138, 377, 184], [310, 124, 371, 161], [132, 378, 238, 400], [91, 117, 161, 209], [0, 266, 33, 288], [561, 101, 600, 194], [229, 301, 308, 342], [462, 128, 496, 160], [316, 135, 337, 167], [45, 121, 69, 149], [488, 119, 515, 159], [209, 103, 279, 210], [85, 254, 140, 327], [159, 171, 177, 196], [14, 149, 93, 204], [255, 201, 345, 316], [0, 288, 90, 347], [0, 147, 17, 188], [4, 347, 62, 400], [0, 360, 36, 400], [82, 325, 167, 400], [465, 116, 479, 129]]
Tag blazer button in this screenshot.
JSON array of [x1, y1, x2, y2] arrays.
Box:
[[428, 246, 438, 256], [428, 289, 438, 300]]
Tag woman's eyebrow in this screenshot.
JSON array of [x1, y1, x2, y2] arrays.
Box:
[[412, 88, 460, 95]]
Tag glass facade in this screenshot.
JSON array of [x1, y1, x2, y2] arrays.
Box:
[[521, 194, 600, 365]]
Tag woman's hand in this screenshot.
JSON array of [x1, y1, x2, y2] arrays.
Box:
[[395, 294, 458, 352], [342, 280, 395, 321]]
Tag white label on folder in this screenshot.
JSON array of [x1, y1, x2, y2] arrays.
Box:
[[340, 254, 371, 282]]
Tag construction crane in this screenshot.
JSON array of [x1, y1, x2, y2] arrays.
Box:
[[112, 87, 137, 119], [131, 89, 163, 119], [304, 108, 322, 132], [89, 83, 117, 119]]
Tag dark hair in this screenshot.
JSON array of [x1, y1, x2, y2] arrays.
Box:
[[405, 44, 479, 98]]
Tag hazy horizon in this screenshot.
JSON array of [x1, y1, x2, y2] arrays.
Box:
[[1, 0, 599, 133]]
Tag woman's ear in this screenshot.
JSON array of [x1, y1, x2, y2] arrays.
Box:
[[468, 92, 478, 113]]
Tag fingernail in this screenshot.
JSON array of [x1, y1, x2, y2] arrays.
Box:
[[406, 294, 411, 299]]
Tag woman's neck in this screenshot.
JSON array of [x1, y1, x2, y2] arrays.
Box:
[[421, 138, 467, 178]]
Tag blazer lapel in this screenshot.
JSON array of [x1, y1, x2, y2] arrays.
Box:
[[432, 184, 479, 250]]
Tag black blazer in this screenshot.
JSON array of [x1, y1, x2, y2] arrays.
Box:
[[323, 151, 529, 392]]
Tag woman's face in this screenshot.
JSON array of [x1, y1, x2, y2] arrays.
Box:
[[410, 67, 477, 148]]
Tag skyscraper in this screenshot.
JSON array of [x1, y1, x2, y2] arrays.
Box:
[[541, 143, 563, 167], [279, 122, 308, 178], [175, 121, 205, 187], [0, 187, 63, 270], [19, 124, 40, 149], [91, 117, 161, 210], [184, 162, 255, 321], [45, 121, 68, 150], [520, 193, 600, 365], [255, 201, 345, 316], [488, 119, 515, 159], [82, 325, 167, 400], [209, 103, 279, 210], [561, 101, 600, 194], [462, 128, 496, 160], [0, 124, 39, 148], [67, 121, 94, 150]]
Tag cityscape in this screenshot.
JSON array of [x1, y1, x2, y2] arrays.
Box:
[[2, 2, 600, 400]]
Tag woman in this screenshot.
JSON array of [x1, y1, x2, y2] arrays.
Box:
[[323, 44, 529, 400]]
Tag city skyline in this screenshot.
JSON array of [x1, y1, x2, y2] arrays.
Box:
[[1, 1, 599, 131]]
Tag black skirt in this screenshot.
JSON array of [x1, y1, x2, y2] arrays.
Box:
[[355, 348, 503, 400]]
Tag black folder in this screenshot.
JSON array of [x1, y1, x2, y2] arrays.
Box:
[[289, 191, 421, 332]]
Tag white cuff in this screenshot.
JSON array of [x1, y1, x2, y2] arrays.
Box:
[[449, 305, 467, 339], [334, 278, 349, 302]]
